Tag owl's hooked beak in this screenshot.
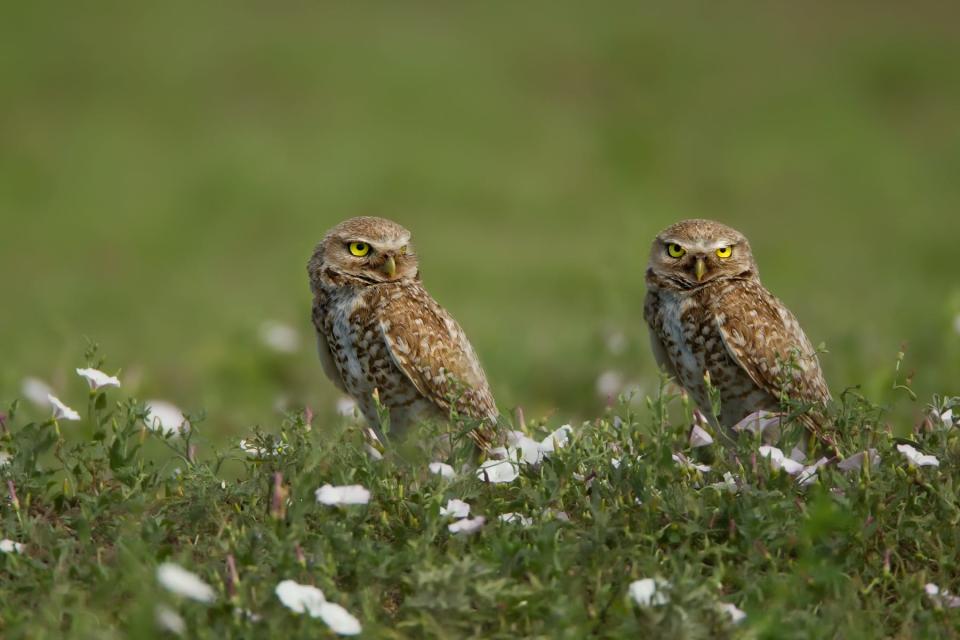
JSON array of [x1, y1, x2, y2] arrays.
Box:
[[382, 255, 397, 278], [694, 257, 707, 282]]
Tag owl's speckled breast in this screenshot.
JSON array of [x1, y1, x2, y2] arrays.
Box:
[[646, 284, 776, 428]]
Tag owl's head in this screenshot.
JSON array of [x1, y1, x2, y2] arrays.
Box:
[[647, 219, 758, 288], [308, 216, 419, 291]]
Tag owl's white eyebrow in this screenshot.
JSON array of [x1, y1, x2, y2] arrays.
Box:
[[663, 239, 737, 252], [346, 237, 410, 250]]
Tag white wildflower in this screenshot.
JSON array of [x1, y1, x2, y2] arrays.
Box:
[[75, 368, 121, 391], [276, 580, 325, 616], [506, 431, 544, 465], [0, 451, 10, 468], [429, 462, 456, 479], [0, 539, 24, 554], [145, 401, 189, 436], [897, 443, 939, 468], [315, 484, 371, 505], [797, 457, 830, 487], [540, 424, 573, 455], [155, 605, 186, 635], [719, 602, 747, 623], [499, 512, 533, 527], [732, 410, 782, 437], [336, 396, 358, 418], [672, 452, 711, 473], [941, 408, 955, 427], [758, 446, 805, 475], [689, 425, 714, 448], [156, 563, 216, 603], [364, 443, 383, 461], [629, 578, 670, 606], [259, 321, 300, 353], [440, 499, 470, 519], [476, 457, 520, 484], [448, 516, 485, 535], [611, 457, 621, 469], [239, 439, 278, 458], [48, 395, 80, 421], [838, 449, 880, 472], [318, 601, 362, 636], [709, 471, 739, 493], [925, 583, 960, 608], [596, 370, 623, 398], [21, 378, 53, 407]]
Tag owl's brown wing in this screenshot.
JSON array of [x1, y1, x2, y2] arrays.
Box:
[[311, 298, 347, 393], [378, 284, 499, 448], [711, 279, 831, 408]]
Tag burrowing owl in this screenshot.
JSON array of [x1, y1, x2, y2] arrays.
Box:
[[643, 219, 830, 434], [307, 216, 498, 448]]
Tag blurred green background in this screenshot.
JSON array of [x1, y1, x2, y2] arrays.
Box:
[[2, 1, 959, 438]]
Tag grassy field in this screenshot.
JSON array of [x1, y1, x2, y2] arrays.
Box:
[[1, 1, 960, 637]]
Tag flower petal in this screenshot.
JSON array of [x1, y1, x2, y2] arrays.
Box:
[[897, 443, 939, 467], [629, 578, 670, 606], [144, 401, 189, 435], [318, 601, 362, 635], [476, 458, 520, 484], [448, 516, 485, 534], [315, 484, 371, 505], [689, 425, 714, 448], [156, 563, 216, 603], [719, 602, 747, 623], [75, 368, 121, 391], [428, 462, 456, 479], [275, 579, 325, 616], [48, 395, 81, 421], [440, 499, 470, 519], [539, 425, 573, 455]]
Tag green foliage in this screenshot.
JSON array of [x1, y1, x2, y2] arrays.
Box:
[[2, 377, 959, 638]]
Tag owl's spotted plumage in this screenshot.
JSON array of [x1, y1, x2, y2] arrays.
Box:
[[308, 216, 498, 449], [643, 219, 830, 434]]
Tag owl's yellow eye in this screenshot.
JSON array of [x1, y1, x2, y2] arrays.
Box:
[[666, 243, 686, 258], [716, 246, 732, 259], [349, 242, 370, 257]]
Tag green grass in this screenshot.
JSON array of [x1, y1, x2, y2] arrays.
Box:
[[1, 365, 959, 637], [2, 3, 960, 637]]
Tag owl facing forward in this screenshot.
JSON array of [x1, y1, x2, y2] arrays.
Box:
[[643, 219, 831, 435], [308, 216, 498, 449]]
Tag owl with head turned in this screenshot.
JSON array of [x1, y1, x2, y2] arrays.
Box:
[[308, 216, 499, 449], [643, 219, 831, 436]]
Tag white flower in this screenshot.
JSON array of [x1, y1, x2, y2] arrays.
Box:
[[364, 443, 383, 461], [336, 396, 358, 418], [315, 484, 371, 505], [797, 457, 830, 486], [0, 451, 10, 468], [259, 321, 300, 353], [239, 438, 285, 458], [156, 563, 216, 603], [611, 457, 621, 469], [276, 579, 326, 616], [21, 377, 53, 407], [672, 452, 711, 473], [719, 602, 747, 623], [838, 449, 880, 472], [689, 425, 714, 448], [155, 605, 186, 635], [448, 516, 485, 534], [429, 462, 456, 479], [506, 431, 544, 465], [75, 368, 121, 391], [732, 410, 782, 437], [275, 580, 363, 634], [596, 370, 623, 398], [758, 446, 805, 475], [925, 583, 960, 608], [499, 512, 533, 527], [145, 401, 189, 435], [629, 578, 670, 606], [476, 457, 520, 483], [318, 601, 362, 636], [897, 443, 939, 468], [440, 499, 470, 519], [709, 472, 739, 493], [0, 539, 24, 554], [941, 408, 955, 427], [540, 424, 573, 455], [48, 395, 81, 421]]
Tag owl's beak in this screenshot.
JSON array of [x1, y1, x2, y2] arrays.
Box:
[[382, 255, 397, 278], [694, 257, 707, 282]]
